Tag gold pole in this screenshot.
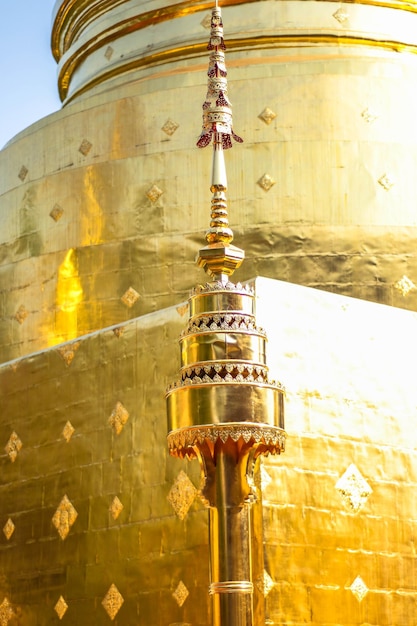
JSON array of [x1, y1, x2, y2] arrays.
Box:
[[166, 4, 286, 626]]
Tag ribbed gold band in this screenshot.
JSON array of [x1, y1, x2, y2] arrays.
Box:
[[209, 581, 254, 595]]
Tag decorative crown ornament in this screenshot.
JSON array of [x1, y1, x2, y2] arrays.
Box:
[[196, 1, 245, 281], [196, 4, 243, 150]]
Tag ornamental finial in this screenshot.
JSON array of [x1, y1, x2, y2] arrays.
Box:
[[196, 2, 244, 282]]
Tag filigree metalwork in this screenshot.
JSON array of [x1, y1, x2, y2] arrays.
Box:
[[333, 7, 349, 23], [185, 313, 257, 334], [395, 275, 416, 297], [257, 174, 276, 192], [52, 495, 78, 540], [15, 305, 28, 325], [109, 402, 129, 435], [54, 596, 68, 620], [62, 421, 75, 443], [146, 184, 163, 203], [172, 581, 189, 607], [5, 432, 22, 462], [109, 496, 124, 520], [378, 173, 394, 191], [255, 570, 275, 597], [102, 584, 124, 620], [50, 203, 64, 222], [258, 107, 276, 125], [179, 362, 268, 385], [162, 119, 179, 136], [18, 166, 28, 182], [348, 575, 369, 602], [121, 286, 139, 308], [167, 471, 197, 520], [0, 598, 14, 626], [191, 281, 253, 295], [335, 464, 372, 513], [3, 519, 15, 541], [78, 139, 92, 156], [196, 6, 242, 150], [168, 424, 286, 458]]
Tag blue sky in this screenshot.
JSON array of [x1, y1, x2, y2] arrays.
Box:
[[0, 0, 61, 148]]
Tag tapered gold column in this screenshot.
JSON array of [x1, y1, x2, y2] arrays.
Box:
[[166, 6, 285, 626]]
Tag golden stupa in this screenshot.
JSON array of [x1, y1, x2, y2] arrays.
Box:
[[0, 0, 417, 624]]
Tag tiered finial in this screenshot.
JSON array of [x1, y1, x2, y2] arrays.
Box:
[[196, 2, 244, 282]]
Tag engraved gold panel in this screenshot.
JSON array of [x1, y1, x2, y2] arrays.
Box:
[[0, 279, 417, 624], [180, 332, 266, 367]]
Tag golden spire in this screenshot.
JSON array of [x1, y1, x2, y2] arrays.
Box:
[[166, 5, 285, 626], [196, 1, 244, 282]]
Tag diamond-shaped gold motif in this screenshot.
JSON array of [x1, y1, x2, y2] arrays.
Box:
[[109, 496, 124, 520], [121, 286, 140, 308], [54, 596, 68, 620], [348, 575, 369, 602], [258, 107, 277, 125], [57, 342, 81, 366], [255, 570, 275, 597], [201, 13, 212, 29], [104, 46, 114, 60], [62, 421, 75, 443], [0, 598, 14, 626], [113, 326, 124, 337], [333, 7, 349, 23], [378, 173, 394, 191], [15, 305, 28, 325], [162, 119, 179, 136], [18, 166, 28, 182], [173, 581, 189, 607], [361, 107, 378, 123], [102, 584, 124, 620], [395, 275, 416, 297], [335, 464, 372, 513], [79, 139, 92, 156], [176, 303, 188, 317], [50, 203, 64, 222], [5, 432, 22, 463], [146, 184, 163, 203], [257, 174, 276, 192], [3, 519, 15, 541], [109, 402, 129, 435], [52, 495, 78, 540], [167, 471, 197, 520]]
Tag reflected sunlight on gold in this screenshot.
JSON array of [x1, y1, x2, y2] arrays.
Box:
[[51, 248, 83, 346]]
